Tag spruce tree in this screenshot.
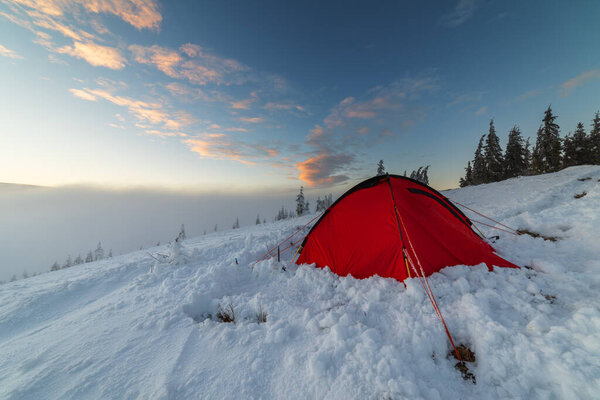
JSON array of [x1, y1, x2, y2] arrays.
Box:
[[484, 119, 504, 182], [51, 261, 60, 271], [179, 224, 186, 240], [533, 106, 562, 173], [94, 242, 104, 261], [376, 160, 385, 176], [503, 126, 527, 179], [472, 134, 487, 184], [460, 161, 473, 187], [256, 214, 261, 225], [74, 254, 83, 265], [572, 122, 589, 165], [523, 138, 531, 174], [562, 133, 575, 168], [530, 126, 545, 174], [589, 111, 600, 164], [296, 186, 306, 216], [85, 251, 94, 263]]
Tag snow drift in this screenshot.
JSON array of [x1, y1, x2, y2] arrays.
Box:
[[1, 166, 600, 399]]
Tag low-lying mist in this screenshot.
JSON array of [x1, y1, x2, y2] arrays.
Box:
[[0, 184, 323, 281]]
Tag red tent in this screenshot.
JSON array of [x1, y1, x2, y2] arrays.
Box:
[[296, 174, 518, 281]]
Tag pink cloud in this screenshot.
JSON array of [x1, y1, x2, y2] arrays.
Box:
[[0, 44, 24, 59], [560, 69, 600, 96], [239, 117, 264, 123], [58, 41, 125, 69]]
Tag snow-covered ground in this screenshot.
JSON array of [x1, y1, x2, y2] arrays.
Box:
[[1, 166, 600, 399]]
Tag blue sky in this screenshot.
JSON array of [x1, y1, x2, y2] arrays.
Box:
[[1, 0, 600, 191]]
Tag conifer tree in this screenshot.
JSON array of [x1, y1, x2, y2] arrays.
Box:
[[503, 126, 527, 179], [256, 214, 261, 225], [484, 119, 504, 182], [51, 261, 60, 271], [472, 134, 487, 184], [562, 133, 575, 168], [85, 251, 94, 263], [532, 106, 562, 173], [94, 242, 105, 261], [108, 249, 113, 258], [179, 224, 186, 240], [74, 254, 83, 265], [63, 255, 72, 269], [459, 161, 473, 187], [232, 217, 240, 229], [376, 160, 385, 176], [296, 186, 306, 216], [523, 138, 531, 174], [572, 122, 589, 165], [589, 111, 600, 164]]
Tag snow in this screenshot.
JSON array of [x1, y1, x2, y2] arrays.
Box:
[[2, 166, 600, 399]]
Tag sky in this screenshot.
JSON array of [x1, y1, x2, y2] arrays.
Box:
[[1, 0, 600, 192]]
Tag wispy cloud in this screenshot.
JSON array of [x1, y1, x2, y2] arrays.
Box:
[[10, 0, 162, 31], [239, 117, 264, 124], [183, 134, 279, 165], [295, 75, 437, 186], [440, 0, 481, 27], [58, 41, 126, 69], [129, 43, 249, 86], [560, 69, 600, 97], [0, 44, 24, 59], [69, 87, 193, 133], [475, 106, 487, 115]]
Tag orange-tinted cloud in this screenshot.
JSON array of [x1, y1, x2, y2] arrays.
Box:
[[560, 69, 600, 96], [0, 44, 24, 59], [129, 44, 181, 76], [295, 153, 352, 187], [69, 87, 194, 132], [129, 43, 248, 86], [239, 117, 264, 123], [11, 0, 161, 30], [58, 41, 125, 69], [183, 133, 279, 165]]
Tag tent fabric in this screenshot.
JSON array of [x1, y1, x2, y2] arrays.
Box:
[[296, 175, 518, 282]]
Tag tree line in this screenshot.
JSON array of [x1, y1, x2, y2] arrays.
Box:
[[460, 106, 600, 186]]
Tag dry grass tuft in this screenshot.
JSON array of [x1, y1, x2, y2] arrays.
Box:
[[450, 344, 476, 383], [256, 304, 268, 324], [574, 191, 587, 199], [517, 229, 558, 242], [577, 177, 591, 182], [216, 304, 235, 323]]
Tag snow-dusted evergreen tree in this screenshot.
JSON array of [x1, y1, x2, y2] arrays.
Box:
[[459, 161, 473, 187], [376, 160, 385, 176], [108, 249, 113, 258], [214, 224, 218, 232], [410, 166, 429, 185], [484, 119, 504, 182], [178, 224, 186, 241], [589, 111, 600, 164], [74, 254, 83, 265], [562, 132, 576, 168], [503, 126, 527, 179], [276, 206, 289, 221], [296, 186, 306, 216], [63, 255, 72, 269], [523, 138, 531, 174], [168, 235, 187, 265], [10, 275, 17, 282], [532, 106, 562, 174], [315, 194, 333, 212], [51, 261, 60, 271], [94, 242, 105, 261], [572, 122, 589, 165], [232, 218, 240, 229], [472, 134, 487, 184], [22, 271, 29, 279], [256, 214, 261, 225], [85, 251, 94, 263]]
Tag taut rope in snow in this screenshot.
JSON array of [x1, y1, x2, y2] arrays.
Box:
[[251, 212, 323, 268], [453, 200, 520, 235]]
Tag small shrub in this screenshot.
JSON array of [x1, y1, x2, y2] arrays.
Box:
[[216, 304, 235, 323], [517, 229, 558, 242], [574, 191, 587, 199], [450, 344, 476, 384], [255, 304, 268, 324]]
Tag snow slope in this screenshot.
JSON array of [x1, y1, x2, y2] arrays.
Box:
[[1, 166, 600, 399]]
